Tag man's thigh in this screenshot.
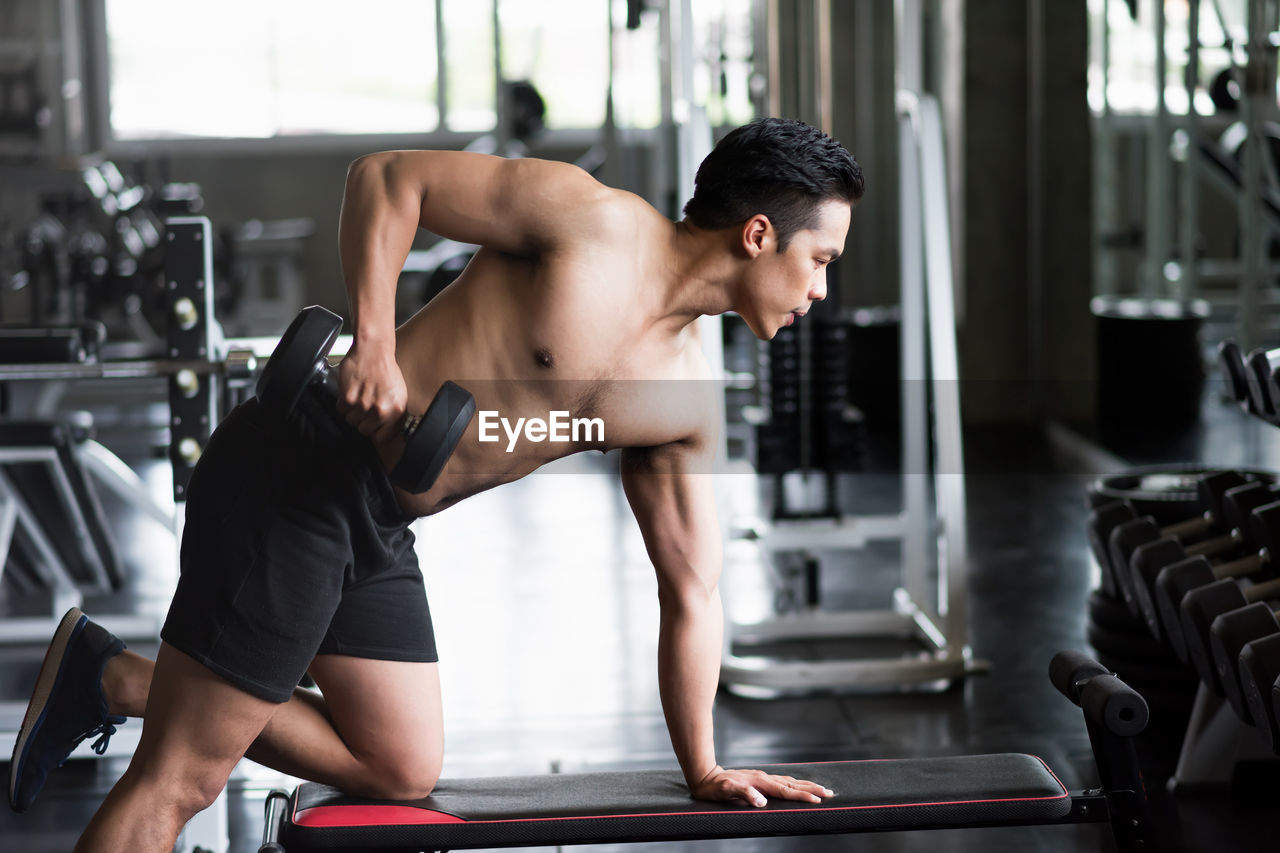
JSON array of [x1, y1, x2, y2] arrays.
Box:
[[134, 643, 280, 790], [307, 656, 443, 771]]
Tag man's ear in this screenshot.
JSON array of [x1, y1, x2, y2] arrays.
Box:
[[741, 214, 773, 258]]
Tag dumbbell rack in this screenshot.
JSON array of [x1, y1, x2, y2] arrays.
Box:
[[1162, 343, 1280, 789], [720, 94, 986, 692]]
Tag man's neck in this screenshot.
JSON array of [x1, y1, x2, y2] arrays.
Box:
[[657, 220, 739, 328]]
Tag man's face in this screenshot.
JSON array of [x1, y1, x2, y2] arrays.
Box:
[[741, 199, 851, 339]]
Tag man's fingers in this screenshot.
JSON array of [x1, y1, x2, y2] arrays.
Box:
[[757, 775, 833, 803]]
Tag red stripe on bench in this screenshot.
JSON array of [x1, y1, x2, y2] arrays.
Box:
[[295, 806, 467, 827]]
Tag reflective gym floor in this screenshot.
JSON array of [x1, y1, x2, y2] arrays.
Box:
[[3, 389, 1280, 852]]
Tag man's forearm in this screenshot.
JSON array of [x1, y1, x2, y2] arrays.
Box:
[[338, 153, 420, 343], [657, 586, 725, 788]]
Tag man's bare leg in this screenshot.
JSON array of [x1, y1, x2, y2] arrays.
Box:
[[101, 646, 443, 797], [75, 643, 278, 853], [79, 644, 443, 853]]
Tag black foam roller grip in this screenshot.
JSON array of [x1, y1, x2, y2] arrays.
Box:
[[1049, 650, 1109, 705], [1080, 673, 1149, 737]]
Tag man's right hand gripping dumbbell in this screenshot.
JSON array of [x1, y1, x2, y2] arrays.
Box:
[[256, 305, 475, 493]]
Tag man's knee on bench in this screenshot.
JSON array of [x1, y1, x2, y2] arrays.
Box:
[[349, 745, 441, 801]]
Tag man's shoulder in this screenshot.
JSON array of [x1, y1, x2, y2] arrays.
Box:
[[515, 163, 661, 246]]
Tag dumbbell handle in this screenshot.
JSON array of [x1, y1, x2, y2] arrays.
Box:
[[1163, 512, 1215, 540], [1213, 549, 1272, 581], [1185, 529, 1247, 560], [319, 359, 421, 439], [1243, 576, 1280, 604]]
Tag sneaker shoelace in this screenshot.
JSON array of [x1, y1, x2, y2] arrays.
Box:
[[78, 714, 126, 759]]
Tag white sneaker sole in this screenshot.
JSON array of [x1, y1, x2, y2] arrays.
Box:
[[8, 607, 87, 810]]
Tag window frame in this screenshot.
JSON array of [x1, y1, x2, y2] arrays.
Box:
[[85, 0, 612, 157]]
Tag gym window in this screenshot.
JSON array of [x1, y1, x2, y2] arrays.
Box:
[[1088, 0, 1242, 115], [102, 0, 613, 142]]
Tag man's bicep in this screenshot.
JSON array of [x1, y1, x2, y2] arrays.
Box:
[[357, 150, 597, 254]]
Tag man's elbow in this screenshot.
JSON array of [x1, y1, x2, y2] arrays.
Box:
[[657, 574, 720, 612], [346, 151, 393, 185]]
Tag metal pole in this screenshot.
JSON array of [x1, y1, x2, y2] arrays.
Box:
[[1179, 0, 1202, 304], [492, 0, 508, 149], [766, 0, 782, 117], [435, 0, 448, 129], [1028, 0, 1045, 415], [1096, 0, 1118, 297], [815, 0, 833, 135], [1238, 0, 1276, 351], [896, 0, 932, 629], [1145, 0, 1171, 298]]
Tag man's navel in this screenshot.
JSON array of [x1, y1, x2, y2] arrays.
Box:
[[534, 347, 554, 369]]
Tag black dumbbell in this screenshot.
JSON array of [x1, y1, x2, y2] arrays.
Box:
[[1245, 347, 1280, 426], [1237, 634, 1280, 750], [1103, 471, 1252, 611], [1089, 471, 1248, 599], [1140, 483, 1280, 646], [1181, 567, 1280, 696], [1219, 341, 1253, 414], [1115, 513, 1257, 623], [1210, 583, 1280, 724], [256, 306, 476, 494]]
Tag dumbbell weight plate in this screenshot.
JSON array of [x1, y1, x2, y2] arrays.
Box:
[[1240, 634, 1280, 751], [257, 305, 343, 418], [391, 380, 477, 493], [1087, 589, 1149, 636]]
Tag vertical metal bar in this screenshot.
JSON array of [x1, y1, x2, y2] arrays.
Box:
[[1103, 0, 1112, 118], [920, 95, 969, 644], [897, 0, 922, 95], [57, 0, 85, 154], [1179, 0, 1202, 303], [1095, 0, 1116, 295], [815, 0, 833, 134], [1240, 0, 1267, 350], [767, 0, 782, 117], [492, 0, 507, 147], [164, 217, 216, 503], [1028, 0, 1045, 416], [0, 481, 17, 587], [1145, 0, 1171, 298], [84, 0, 113, 151], [898, 101, 932, 620], [436, 0, 448, 130], [656, 0, 680, 216]]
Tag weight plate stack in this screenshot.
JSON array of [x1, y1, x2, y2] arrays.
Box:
[[1087, 464, 1276, 524]]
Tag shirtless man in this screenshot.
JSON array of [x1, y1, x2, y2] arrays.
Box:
[[8, 117, 863, 852]]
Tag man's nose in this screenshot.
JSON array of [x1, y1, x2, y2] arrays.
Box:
[[809, 275, 827, 302]]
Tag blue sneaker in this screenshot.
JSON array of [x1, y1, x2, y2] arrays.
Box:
[[8, 607, 126, 813]]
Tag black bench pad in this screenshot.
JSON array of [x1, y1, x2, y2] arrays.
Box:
[[281, 754, 1070, 851]]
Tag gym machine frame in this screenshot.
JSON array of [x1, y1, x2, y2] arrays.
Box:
[[0, 217, 240, 853], [720, 85, 983, 691]]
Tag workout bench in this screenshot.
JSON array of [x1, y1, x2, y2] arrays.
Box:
[[259, 651, 1155, 852]]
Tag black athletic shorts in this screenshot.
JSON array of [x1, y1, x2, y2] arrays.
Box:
[[161, 392, 437, 704]]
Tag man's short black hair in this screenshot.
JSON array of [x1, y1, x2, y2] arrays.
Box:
[[682, 117, 864, 250]]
